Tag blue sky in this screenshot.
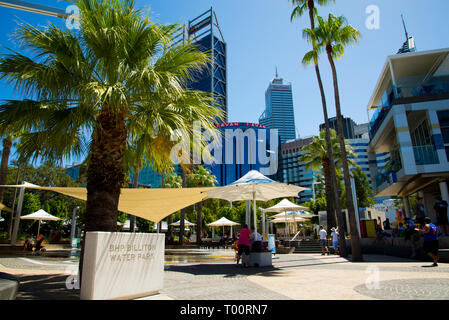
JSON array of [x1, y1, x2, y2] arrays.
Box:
[[0, 0, 448, 164]]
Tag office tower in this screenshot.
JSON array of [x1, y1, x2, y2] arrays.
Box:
[[259, 71, 296, 144], [174, 8, 228, 123], [319, 116, 356, 140], [280, 137, 316, 203], [208, 122, 280, 186]]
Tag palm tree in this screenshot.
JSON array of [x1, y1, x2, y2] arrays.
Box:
[[0, 0, 223, 237], [190, 166, 217, 245], [290, 0, 348, 257], [303, 13, 363, 260], [300, 129, 356, 233]]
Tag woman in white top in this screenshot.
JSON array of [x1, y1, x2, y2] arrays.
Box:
[[331, 227, 339, 255]]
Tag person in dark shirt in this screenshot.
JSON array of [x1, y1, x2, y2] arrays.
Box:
[[434, 196, 449, 236], [414, 197, 426, 225], [416, 217, 439, 267]]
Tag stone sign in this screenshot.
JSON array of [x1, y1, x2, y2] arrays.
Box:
[[80, 232, 164, 300]]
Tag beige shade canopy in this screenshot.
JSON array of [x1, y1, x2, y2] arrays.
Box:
[[0, 203, 13, 213], [0, 184, 213, 223]]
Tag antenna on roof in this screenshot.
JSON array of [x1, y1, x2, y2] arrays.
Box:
[[397, 14, 416, 54], [401, 14, 409, 42], [275, 65, 278, 78]]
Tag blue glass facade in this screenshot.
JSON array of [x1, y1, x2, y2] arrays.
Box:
[[207, 123, 280, 186], [259, 76, 296, 144], [187, 9, 227, 123]]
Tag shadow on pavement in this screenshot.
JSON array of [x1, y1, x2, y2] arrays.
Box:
[[165, 263, 279, 277], [15, 274, 80, 300]]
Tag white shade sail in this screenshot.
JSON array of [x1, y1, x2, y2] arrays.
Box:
[[21, 209, 61, 221], [264, 198, 309, 213], [207, 217, 240, 227]]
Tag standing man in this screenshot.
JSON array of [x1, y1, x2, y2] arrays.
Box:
[[319, 226, 329, 256], [434, 196, 449, 236], [416, 217, 439, 267], [414, 197, 426, 225]]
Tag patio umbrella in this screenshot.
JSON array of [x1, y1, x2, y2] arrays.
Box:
[[20, 209, 61, 238], [207, 217, 240, 238], [269, 215, 306, 238], [171, 219, 196, 227], [264, 198, 309, 213], [205, 170, 308, 233]]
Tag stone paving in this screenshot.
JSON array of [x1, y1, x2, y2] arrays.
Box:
[[1, 250, 449, 300]]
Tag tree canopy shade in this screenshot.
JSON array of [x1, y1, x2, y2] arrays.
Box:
[[0, 0, 223, 232]]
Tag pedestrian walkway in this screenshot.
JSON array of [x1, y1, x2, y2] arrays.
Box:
[[1, 251, 448, 300]]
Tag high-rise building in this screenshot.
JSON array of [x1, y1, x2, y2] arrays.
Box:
[[259, 72, 296, 144], [207, 122, 280, 186], [174, 8, 228, 123], [280, 137, 316, 203], [319, 116, 356, 139]]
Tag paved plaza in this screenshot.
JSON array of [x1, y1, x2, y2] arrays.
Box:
[[1, 250, 449, 300]]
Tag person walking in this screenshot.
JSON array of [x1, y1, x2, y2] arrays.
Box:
[[414, 197, 426, 225], [434, 196, 449, 236], [319, 226, 329, 255], [236, 224, 251, 268], [330, 227, 339, 255], [416, 217, 439, 267]]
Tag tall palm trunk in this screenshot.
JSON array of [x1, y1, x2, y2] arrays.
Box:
[[322, 157, 336, 232], [179, 167, 187, 245], [129, 164, 140, 232], [196, 200, 203, 245], [85, 108, 127, 232], [307, 2, 348, 257], [326, 46, 363, 261], [7, 166, 20, 239], [80, 108, 127, 285], [0, 136, 12, 203]]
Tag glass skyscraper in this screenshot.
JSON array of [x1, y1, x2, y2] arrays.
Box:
[[259, 73, 296, 144], [174, 8, 228, 123]]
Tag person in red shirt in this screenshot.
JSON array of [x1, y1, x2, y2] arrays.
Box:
[[236, 224, 251, 268]]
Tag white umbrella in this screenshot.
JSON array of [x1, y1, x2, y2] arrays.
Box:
[[205, 170, 308, 233], [264, 198, 309, 213], [265, 198, 316, 238], [21, 209, 61, 238], [271, 210, 316, 219], [171, 219, 196, 226], [207, 217, 240, 238]]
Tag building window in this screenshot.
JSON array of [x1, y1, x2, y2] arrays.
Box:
[[438, 111, 449, 161]]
